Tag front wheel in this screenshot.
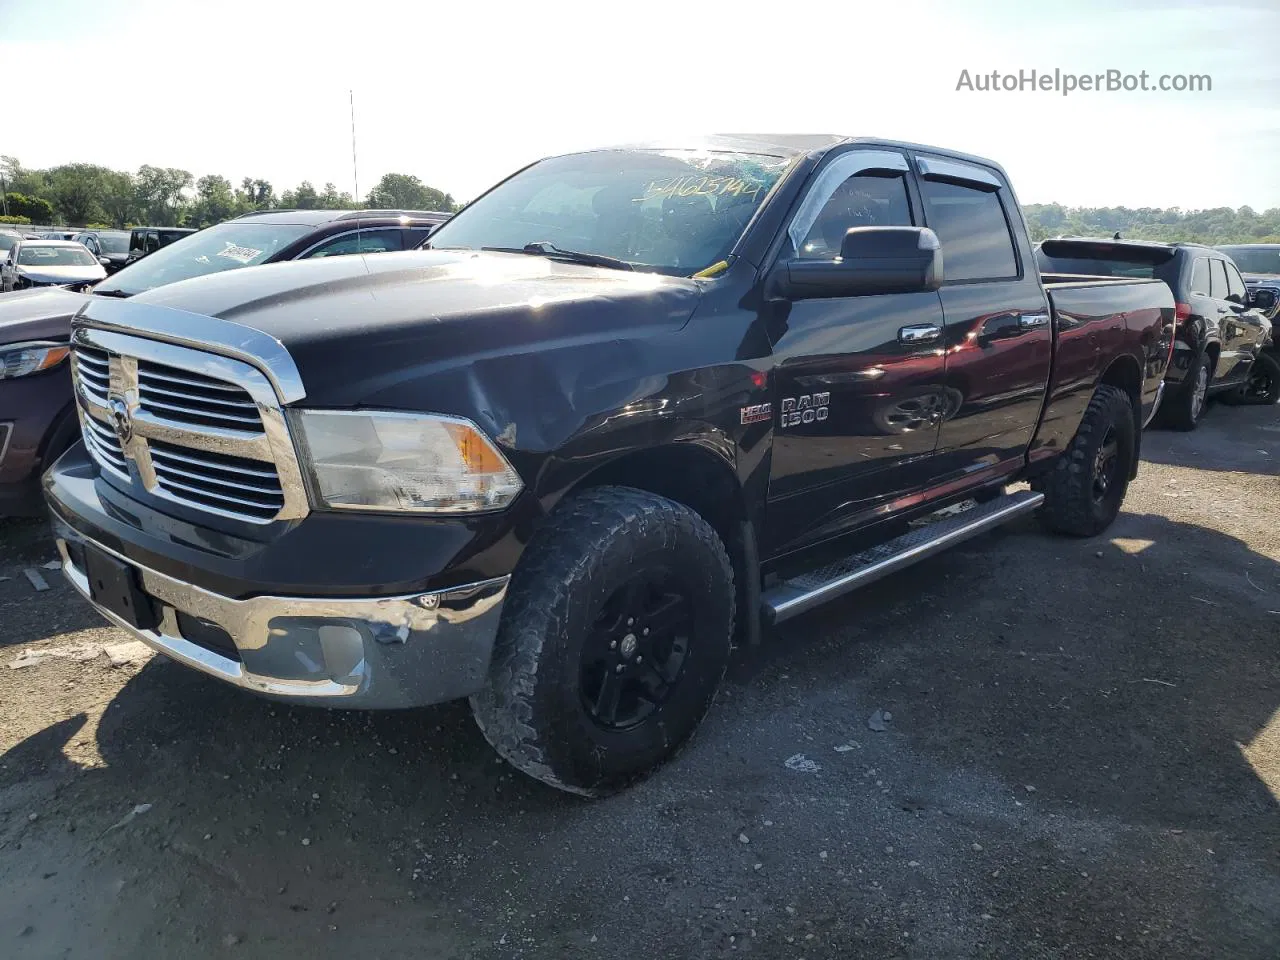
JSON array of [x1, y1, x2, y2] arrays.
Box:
[[1238, 351, 1280, 405], [470, 487, 735, 796], [1035, 384, 1136, 537]]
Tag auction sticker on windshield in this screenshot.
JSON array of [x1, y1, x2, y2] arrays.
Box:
[[216, 244, 264, 265]]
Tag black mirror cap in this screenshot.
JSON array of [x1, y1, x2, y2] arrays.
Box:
[[783, 226, 944, 300]]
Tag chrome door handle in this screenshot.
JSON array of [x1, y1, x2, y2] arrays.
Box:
[[1018, 313, 1050, 329], [898, 324, 942, 344]]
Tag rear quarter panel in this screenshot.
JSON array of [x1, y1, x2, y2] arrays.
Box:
[[1030, 279, 1174, 465]]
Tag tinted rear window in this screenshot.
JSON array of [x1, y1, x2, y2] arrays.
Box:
[[919, 180, 1017, 281], [1036, 254, 1158, 279]]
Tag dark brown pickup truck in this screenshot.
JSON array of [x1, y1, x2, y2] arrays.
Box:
[[45, 136, 1175, 795]]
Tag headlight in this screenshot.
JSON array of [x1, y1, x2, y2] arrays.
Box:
[[0, 341, 70, 379], [296, 410, 523, 514]]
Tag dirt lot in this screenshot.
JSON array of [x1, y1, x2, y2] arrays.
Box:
[[1, 403, 1277, 960]]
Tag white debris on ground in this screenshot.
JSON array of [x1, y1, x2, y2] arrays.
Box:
[[9, 639, 152, 670], [783, 753, 821, 773], [23, 568, 50, 592]]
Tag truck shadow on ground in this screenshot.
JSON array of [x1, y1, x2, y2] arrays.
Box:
[[2, 510, 1278, 957], [1141, 402, 1280, 476]]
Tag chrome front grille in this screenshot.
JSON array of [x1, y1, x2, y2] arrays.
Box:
[[137, 360, 265, 432], [81, 412, 129, 478], [149, 440, 285, 521], [69, 328, 308, 524], [72, 345, 111, 406]]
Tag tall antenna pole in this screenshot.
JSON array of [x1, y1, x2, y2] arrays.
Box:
[[350, 90, 360, 207]]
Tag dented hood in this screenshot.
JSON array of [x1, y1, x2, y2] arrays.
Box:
[[106, 249, 701, 405]]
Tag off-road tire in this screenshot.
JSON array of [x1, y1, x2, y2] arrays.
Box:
[[470, 486, 735, 796], [1161, 351, 1212, 430], [1035, 384, 1136, 537]]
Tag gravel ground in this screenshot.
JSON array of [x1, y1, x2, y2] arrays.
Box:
[[1, 402, 1277, 959]]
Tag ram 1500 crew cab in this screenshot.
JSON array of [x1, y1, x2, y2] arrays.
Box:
[[45, 136, 1175, 795]]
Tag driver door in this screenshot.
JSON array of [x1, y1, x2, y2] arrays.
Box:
[[764, 148, 946, 557]]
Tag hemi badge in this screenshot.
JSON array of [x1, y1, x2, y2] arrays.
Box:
[[740, 403, 772, 425]]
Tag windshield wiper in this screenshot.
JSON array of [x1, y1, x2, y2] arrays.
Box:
[[92, 288, 132, 298], [481, 242, 634, 272]]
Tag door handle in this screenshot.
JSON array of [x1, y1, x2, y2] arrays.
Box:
[[898, 324, 941, 344], [1018, 313, 1050, 329]]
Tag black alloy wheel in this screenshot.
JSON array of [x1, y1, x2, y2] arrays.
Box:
[[579, 569, 692, 731], [1090, 425, 1120, 505]]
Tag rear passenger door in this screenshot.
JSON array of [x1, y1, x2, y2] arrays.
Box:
[[912, 154, 1053, 491]]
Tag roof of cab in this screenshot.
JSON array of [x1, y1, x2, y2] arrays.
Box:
[[229, 209, 450, 227], [576, 134, 1010, 177]]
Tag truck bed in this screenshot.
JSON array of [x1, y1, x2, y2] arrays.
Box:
[[1031, 276, 1175, 463]]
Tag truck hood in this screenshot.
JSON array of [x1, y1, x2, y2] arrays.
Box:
[[0, 287, 92, 345], [106, 250, 703, 406]]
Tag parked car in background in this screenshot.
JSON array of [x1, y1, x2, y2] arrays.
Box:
[[72, 229, 132, 273], [44, 136, 1172, 794], [101, 208, 449, 295], [1217, 244, 1280, 320], [125, 226, 197, 264], [1216, 243, 1280, 404], [37, 230, 80, 241], [0, 208, 450, 515], [0, 293, 80, 513], [1037, 238, 1275, 423], [1, 240, 107, 293], [0, 230, 19, 258]]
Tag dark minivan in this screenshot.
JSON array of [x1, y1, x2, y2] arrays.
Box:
[[1037, 239, 1275, 425]]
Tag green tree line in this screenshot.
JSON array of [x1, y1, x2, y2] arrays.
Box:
[[4, 155, 1278, 245], [0, 156, 459, 229], [1024, 203, 1280, 244]]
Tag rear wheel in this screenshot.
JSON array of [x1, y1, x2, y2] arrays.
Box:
[[1035, 384, 1136, 537], [470, 487, 735, 796], [1162, 352, 1212, 430]]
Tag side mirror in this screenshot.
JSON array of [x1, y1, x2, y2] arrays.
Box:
[[780, 226, 943, 299], [98, 257, 111, 267], [1250, 288, 1277, 313]]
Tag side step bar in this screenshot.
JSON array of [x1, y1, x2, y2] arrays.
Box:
[[761, 490, 1044, 624]]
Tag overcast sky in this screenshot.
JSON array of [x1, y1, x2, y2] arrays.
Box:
[[3, 0, 1277, 210]]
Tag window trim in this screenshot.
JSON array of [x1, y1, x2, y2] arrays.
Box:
[[785, 149, 911, 255], [296, 227, 404, 260], [1224, 259, 1248, 303], [1189, 256, 1210, 296], [916, 155, 1004, 191], [1209, 258, 1228, 300]]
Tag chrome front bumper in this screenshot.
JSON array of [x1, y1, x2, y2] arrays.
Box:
[[55, 531, 508, 708]]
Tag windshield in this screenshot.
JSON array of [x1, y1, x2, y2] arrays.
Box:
[[1219, 246, 1280, 276], [99, 222, 313, 295], [427, 149, 792, 276], [18, 245, 98, 267], [0, 234, 16, 253], [98, 233, 130, 255]]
